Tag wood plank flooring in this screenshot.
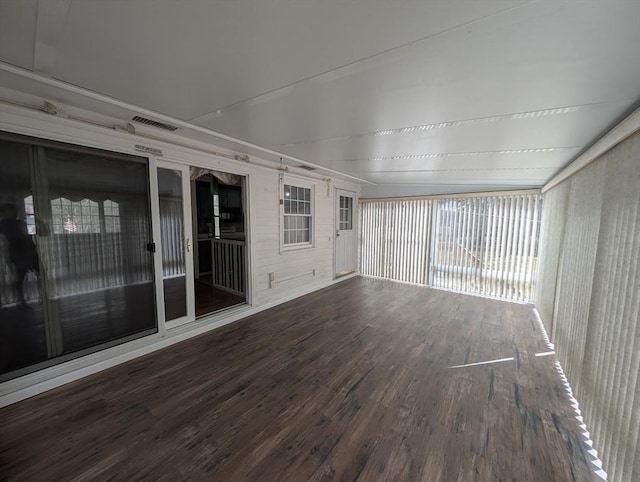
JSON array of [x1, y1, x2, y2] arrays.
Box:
[[195, 277, 245, 316], [163, 275, 246, 319], [0, 277, 597, 481]]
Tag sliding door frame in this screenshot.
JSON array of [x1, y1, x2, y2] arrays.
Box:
[[151, 159, 196, 332]]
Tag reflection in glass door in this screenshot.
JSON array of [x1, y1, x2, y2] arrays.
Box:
[[0, 132, 157, 381], [156, 161, 194, 326]]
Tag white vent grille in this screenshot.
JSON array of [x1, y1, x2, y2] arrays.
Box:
[[131, 116, 179, 131]]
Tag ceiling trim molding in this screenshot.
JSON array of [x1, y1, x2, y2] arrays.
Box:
[[0, 62, 373, 185], [542, 106, 640, 193], [360, 188, 542, 203]]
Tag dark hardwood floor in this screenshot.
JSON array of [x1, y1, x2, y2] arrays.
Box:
[[0, 277, 597, 481], [195, 276, 245, 316], [164, 275, 246, 320]]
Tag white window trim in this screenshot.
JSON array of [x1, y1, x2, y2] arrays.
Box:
[[280, 177, 315, 252]]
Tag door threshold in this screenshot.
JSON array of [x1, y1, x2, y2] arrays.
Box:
[[196, 301, 247, 319]]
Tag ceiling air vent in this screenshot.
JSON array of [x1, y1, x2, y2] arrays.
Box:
[[296, 165, 317, 171], [131, 116, 179, 131]]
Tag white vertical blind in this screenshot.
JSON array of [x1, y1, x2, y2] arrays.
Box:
[[535, 130, 639, 482], [359, 192, 541, 302], [430, 194, 541, 301], [360, 199, 433, 285]]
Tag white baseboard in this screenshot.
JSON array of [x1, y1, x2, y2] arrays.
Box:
[[0, 272, 358, 407]]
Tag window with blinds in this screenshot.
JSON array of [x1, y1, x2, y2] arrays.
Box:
[[360, 192, 542, 302]]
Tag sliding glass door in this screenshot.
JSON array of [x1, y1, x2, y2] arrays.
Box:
[[0, 132, 157, 380], [156, 161, 195, 327], [0, 132, 243, 381]]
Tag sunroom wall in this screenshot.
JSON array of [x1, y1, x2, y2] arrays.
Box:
[[0, 101, 360, 406]]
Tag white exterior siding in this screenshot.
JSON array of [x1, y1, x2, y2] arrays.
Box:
[[247, 168, 357, 305]]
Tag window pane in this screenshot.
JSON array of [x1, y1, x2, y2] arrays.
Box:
[[24, 195, 34, 214], [213, 194, 220, 216], [282, 184, 312, 246], [105, 216, 120, 233], [158, 167, 186, 321]]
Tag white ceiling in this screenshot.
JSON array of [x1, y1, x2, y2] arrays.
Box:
[[1, 0, 639, 197]]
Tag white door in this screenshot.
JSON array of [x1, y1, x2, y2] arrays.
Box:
[[156, 160, 195, 328], [335, 189, 357, 276]]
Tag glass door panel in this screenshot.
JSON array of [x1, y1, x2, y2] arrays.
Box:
[[156, 161, 194, 326], [0, 132, 157, 381]]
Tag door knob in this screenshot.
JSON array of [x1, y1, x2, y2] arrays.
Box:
[[186, 238, 192, 252]]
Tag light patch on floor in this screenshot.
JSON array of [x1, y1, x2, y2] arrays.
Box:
[[448, 356, 514, 369]]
